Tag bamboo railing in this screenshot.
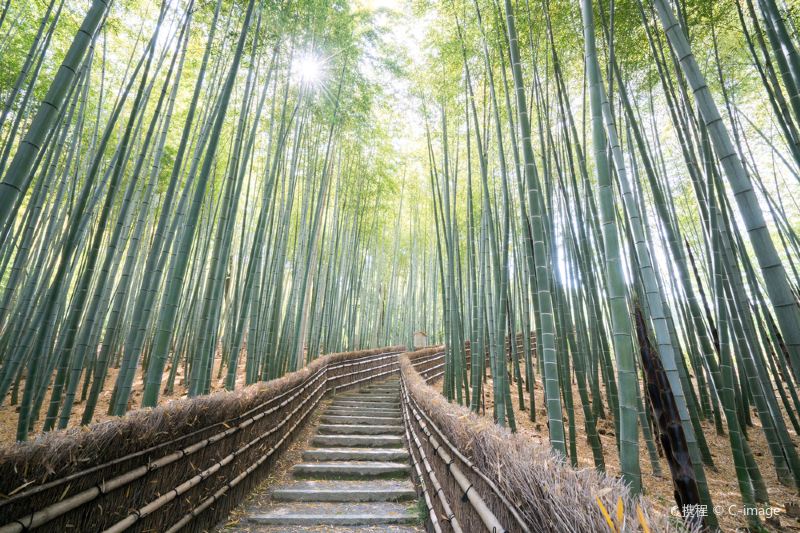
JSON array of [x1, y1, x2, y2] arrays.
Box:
[[401, 340, 677, 533], [0, 346, 404, 533], [402, 348, 529, 533]]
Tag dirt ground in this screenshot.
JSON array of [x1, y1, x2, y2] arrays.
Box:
[[445, 373, 800, 533], [0, 356, 250, 445]]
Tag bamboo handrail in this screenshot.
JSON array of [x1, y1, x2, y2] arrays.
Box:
[[401, 351, 531, 533], [0, 348, 402, 533]]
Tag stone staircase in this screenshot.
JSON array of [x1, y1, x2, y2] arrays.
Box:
[[237, 377, 422, 532]]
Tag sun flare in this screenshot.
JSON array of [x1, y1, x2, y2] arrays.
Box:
[[293, 53, 325, 87]]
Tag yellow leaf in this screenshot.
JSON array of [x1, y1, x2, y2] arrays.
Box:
[[596, 497, 618, 533], [616, 496, 624, 527], [636, 505, 652, 533]]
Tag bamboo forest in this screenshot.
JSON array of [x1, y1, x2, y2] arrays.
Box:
[[1, 0, 800, 531]]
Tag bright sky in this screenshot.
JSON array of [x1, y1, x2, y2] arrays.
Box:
[[350, 0, 431, 151], [353, 0, 405, 11], [346, 0, 436, 222], [351, 0, 431, 66]]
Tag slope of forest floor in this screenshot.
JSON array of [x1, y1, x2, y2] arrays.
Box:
[[453, 375, 800, 533]]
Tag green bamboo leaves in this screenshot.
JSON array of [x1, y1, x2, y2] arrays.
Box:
[[0, 0, 423, 440], [423, 0, 800, 523]]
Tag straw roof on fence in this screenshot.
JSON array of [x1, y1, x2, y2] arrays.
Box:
[[0, 345, 404, 494], [402, 350, 694, 533]]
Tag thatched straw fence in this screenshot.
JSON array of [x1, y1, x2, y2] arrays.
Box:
[[402, 347, 688, 533], [409, 348, 447, 382], [419, 332, 534, 384], [0, 345, 404, 533]]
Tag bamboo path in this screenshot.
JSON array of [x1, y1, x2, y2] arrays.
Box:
[[231, 377, 423, 531]]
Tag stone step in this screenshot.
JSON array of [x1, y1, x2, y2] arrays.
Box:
[[312, 434, 404, 448], [325, 410, 402, 420], [228, 376, 419, 532], [292, 461, 410, 479], [331, 400, 400, 409], [338, 392, 399, 399], [337, 397, 399, 405], [318, 424, 403, 435], [337, 397, 399, 404], [339, 393, 399, 400], [365, 383, 400, 388], [247, 502, 418, 527], [303, 447, 410, 462], [321, 415, 401, 425], [271, 479, 416, 502], [334, 394, 400, 401]]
